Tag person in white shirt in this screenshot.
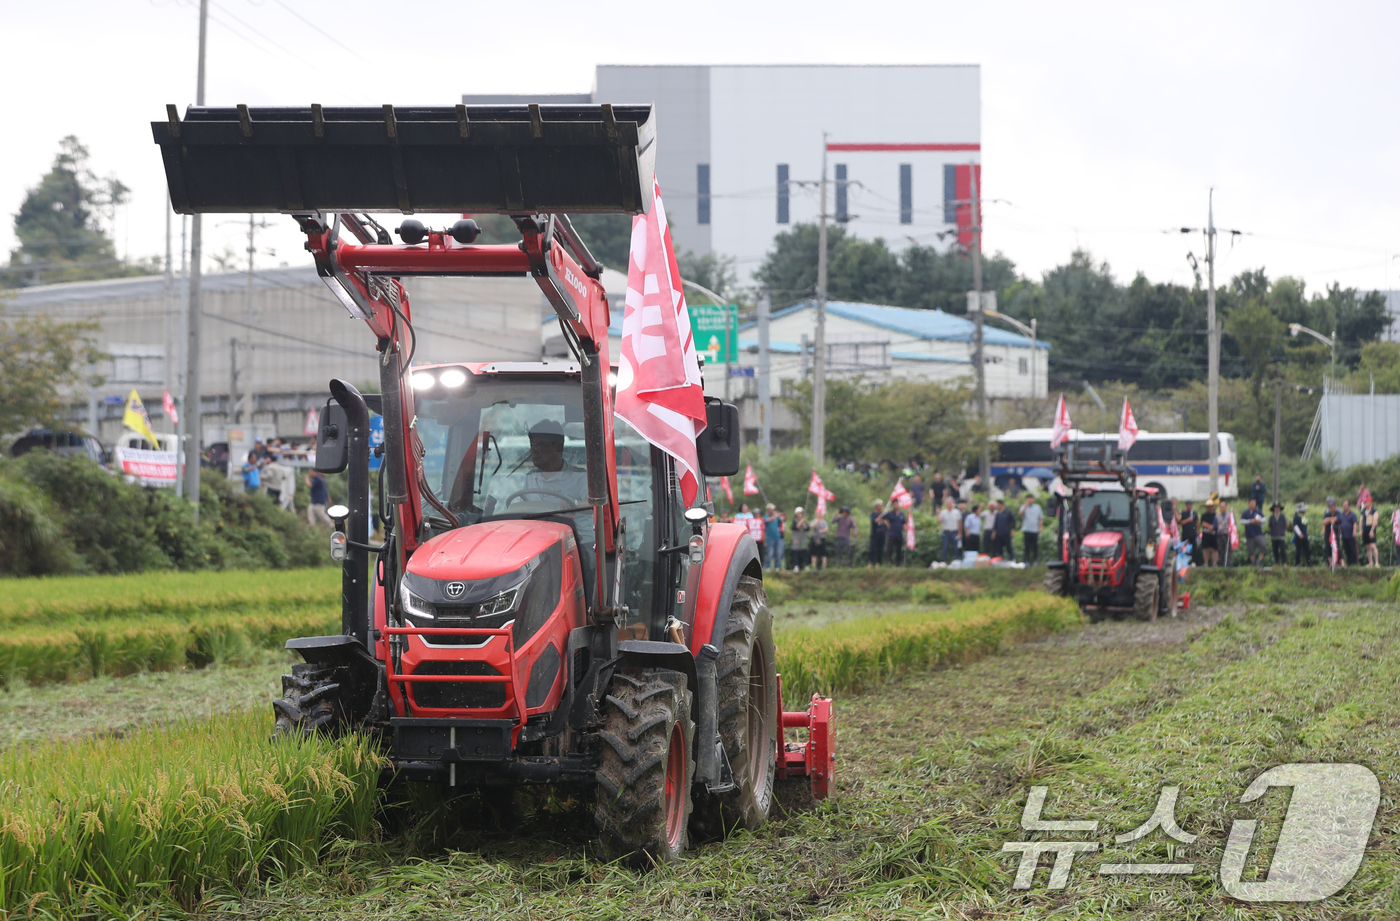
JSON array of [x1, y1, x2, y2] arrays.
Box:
[[520, 420, 589, 504], [938, 497, 962, 563], [1020, 496, 1044, 565]]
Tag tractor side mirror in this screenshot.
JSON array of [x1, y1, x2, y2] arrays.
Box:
[[315, 401, 349, 473], [696, 401, 741, 477]]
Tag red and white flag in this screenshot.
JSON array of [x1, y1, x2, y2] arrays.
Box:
[[1328, 523, 1340, 567], [614, 179, 708, 505], [1228, 511, 1240, 550], [742, 463, 760, 495], [719, 475, 735, 505], [889, 479, 914, 509], [304, 406, 320, 437], [161, 389, 179, 426], [808, 470, 836, 517], [1392, 508, 1400, 546], [1050, 395, 1073, 449], [905, 514, 916, 550], [1117, 397, 1139, 452]]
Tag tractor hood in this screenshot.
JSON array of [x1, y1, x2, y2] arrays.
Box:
[[405, 519, 573, 603], [1080, 531, 1124, 554]]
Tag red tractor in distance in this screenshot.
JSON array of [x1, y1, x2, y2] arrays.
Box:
[[1043, 440, 1178, 620], [152, 103, 832, 865]]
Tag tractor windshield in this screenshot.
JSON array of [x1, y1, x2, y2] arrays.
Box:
[[414, 376, 592, 541], [1079, 491, 1131, 534]]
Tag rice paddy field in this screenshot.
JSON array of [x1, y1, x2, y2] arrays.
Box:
[[0, 566, 1395, 918]]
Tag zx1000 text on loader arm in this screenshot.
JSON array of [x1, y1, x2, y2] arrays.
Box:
[[153, 103, 832, 865]]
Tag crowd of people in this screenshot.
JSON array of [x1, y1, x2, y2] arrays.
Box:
[[717, 466, 1395, 572], [239, 438, 334, 528]]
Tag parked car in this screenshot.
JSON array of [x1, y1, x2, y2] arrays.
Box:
[[9, 429, 107, 464]]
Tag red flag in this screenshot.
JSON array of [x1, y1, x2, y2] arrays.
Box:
[[890, 479, 914, 509], [808, 470, 835, 501], [1392, 508, 1400, 546], [161, 389, 179, 426], [1117, 397, 1139, 451], [905, 513, 916, 550], [720, 475, 735, 505], [816, 493, 828, 517], [614, 179, 708, 505], [1227, 510, 1239, 550], [742, 464, 760, 495], [1050, 395, 1073, 449], [304, 406, 320, 436]]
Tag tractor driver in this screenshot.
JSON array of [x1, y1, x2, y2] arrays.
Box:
[[522, 419, 589, 508]]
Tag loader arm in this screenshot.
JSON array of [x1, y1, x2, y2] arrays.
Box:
[[152, 103, 650, 606]]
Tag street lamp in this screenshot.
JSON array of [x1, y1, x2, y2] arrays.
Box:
[[978, 308, 1040, 401], [1288, 322, 1337, 387]]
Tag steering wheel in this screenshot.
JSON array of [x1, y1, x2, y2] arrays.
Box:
[[504, 488, 576, 508]]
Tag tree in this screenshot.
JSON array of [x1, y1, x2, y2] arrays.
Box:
[[1224, 299, 1286, 403], [676, 250, 738, 300], [7, 137, 145, 287], [0, 298, 105, 435], [784, 377, 986, 468], [754, 222, 1017, 312]]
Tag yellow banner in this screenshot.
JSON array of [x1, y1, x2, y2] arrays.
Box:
[[123, 389, 161, 447]]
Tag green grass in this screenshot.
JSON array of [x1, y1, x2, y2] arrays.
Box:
[[762, 565, 1043, 606], [0, 567, 340, 626], [0, 568, 340, 687], [776, 591, 1084, 704], [0, 710, 382, 917], [1185, 565, 1395, 605]]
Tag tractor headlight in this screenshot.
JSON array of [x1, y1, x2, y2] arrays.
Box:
[[477, 586, 520, 617], [400, 581, 436, 620]]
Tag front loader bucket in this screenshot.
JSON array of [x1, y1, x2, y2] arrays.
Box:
[[152, 103, 655, 216]]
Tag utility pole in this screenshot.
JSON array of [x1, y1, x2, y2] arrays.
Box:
[[1272, 380, 1282, 506], [811, 135, 829, 465], [241, 214, 260, 427], [176, 214, 188, 498], [970, 164, 988, 485], [1206, 190, 1219, 497], [182, 0, 208, 513], [758, 294, 772, 453], [164, 195, 174, 430]]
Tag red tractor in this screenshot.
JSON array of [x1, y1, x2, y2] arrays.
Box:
[[1043, 440, 1178, 620], [152, 103, 832, 864]]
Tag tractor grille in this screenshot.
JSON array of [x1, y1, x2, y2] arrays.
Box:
[[409, 662, 506, 710], [1078, 546, 1125, 587]]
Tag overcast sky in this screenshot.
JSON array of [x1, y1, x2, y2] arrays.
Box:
[[6, 0, 1399, 298]]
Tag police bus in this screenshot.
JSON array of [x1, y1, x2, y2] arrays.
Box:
[[991, 428, 1239, 502]]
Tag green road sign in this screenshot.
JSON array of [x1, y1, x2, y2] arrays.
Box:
[[689, 303, 740, 363]]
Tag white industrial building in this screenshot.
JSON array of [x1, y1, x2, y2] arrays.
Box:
[[465, 64, 982, 280]]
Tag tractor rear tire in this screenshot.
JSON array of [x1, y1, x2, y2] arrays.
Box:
[[1044, 567, 1067, 597], [272, 662, 349, 737], [1133, 572, 1159, 621], [691, 575, 778, 840], [594, 668, 694, 867], [1160, 557, 1178, 617]]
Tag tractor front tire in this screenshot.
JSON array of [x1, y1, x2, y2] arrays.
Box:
[[1043, 567, 1067, 597], [272, 662, 349, 737], [594, 668, 694, 867], [1160, 558, 1178, 617], [1133, 572, 1160, 621], [691, 575, 778, 840]]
